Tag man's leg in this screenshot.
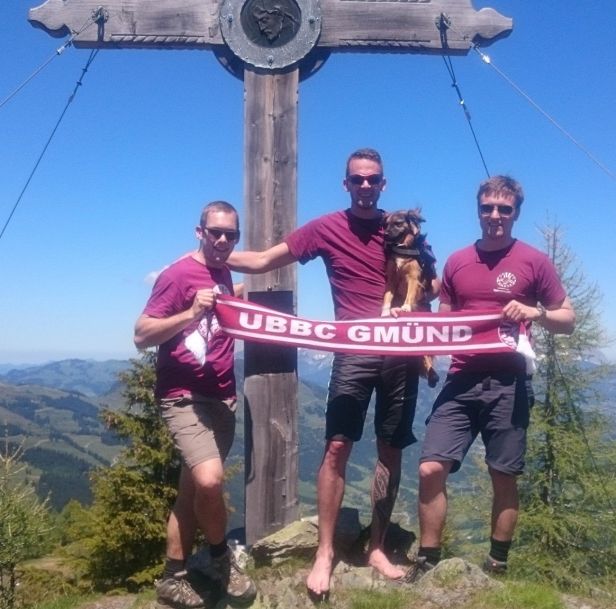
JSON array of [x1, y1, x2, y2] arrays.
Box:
[[367, 438, 405, 578], [485, 467, 518, 570], [482, 374, 529, 571], [418, 460, 452, 552], [190, 456, 256, 603], [489, 467, 519, 540], [166, 464, 199, 561], [163, 459, 226, 568], [306, 438, 353, 597], [190, 457, 227, 545], [158, 465, 206, 609]]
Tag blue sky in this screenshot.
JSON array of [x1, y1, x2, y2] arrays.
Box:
[[1, 1, 615, 364]]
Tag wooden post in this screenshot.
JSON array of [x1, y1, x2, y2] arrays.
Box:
[[242, 66, 299, 544]]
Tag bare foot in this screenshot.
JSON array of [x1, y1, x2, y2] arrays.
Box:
[[306, 551, 333, 601], [368, 547, 407, 580]]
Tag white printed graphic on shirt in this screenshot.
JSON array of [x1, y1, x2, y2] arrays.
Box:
[[183, 284, 229, 366], [494, 271, 517, 293]]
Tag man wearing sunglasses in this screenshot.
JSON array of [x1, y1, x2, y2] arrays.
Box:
[[134, 201, 256, 608], [228, 148, 439, 599], [415, 176, 575, 577]]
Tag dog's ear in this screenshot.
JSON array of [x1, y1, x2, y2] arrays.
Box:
[[407, 207, 426, 225], [381, 212, 390, 227]]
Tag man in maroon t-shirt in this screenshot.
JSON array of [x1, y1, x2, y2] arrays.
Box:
[[134, 201, 256, 608], [228, 148, 439, 599], [415, 176, 575, 577]]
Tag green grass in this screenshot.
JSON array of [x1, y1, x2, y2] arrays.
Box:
[[347, 589, 410, 609], [32, 590, 156, 609], [32, 594, 96, 609], [470, 581, 565, 609]]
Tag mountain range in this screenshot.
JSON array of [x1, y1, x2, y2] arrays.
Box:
[[2, 353, 613, 525], [0, 352, 443, 518]]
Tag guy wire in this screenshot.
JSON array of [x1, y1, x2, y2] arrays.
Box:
[[443, 17, 615, 183], [0, 13, 98, 110], [0, 49, 99, 243]]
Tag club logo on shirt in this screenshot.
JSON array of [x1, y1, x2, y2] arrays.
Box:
[[495, 271, 517, 293]]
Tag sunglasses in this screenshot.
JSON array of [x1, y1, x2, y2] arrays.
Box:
[[202, 226, 241, 241], [479, 203, 515, 217], [347, 174, 383, 186]]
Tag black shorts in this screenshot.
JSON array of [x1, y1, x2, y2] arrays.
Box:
[[420, 372, 534, 475], [325, 353, 420, 449]]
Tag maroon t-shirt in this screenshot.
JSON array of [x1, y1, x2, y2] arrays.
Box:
[[440, 239, 567, 374], [142, 256, 236, 400], [285, 209, 387, 320]]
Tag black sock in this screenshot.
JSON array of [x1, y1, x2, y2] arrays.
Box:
[[209, 540, 229, 559], [418, 546, 442, 566], [163, 557, 186, 579], [489, 537, 512, 563]]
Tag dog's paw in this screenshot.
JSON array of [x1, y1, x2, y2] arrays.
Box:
[[400, 304, 411, 312], [381, 307, 391, 317]]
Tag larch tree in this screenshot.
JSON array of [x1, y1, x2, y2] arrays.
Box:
[[515, 223, 616, 590], [0, 442, 52, 609]]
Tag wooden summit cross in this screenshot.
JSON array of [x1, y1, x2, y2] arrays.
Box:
[[29, 0, 512, 545]]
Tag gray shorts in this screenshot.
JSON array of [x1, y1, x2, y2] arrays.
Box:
[[420, 372, 534, 475], [159, 393, 237, 469]]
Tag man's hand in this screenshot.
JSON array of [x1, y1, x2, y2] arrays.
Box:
[[135, 288, 218, 350], [191, 288, 216, 319], [502, 297, 576, 335], [502, 299, 541, 323]]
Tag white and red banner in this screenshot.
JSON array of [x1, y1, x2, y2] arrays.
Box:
[[215, 294, 529, 358]]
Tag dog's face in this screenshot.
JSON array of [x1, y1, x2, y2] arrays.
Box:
[[383, 208, 425, 247]]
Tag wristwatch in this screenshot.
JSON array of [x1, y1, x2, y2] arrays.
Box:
[[536, 302, 547, 323]]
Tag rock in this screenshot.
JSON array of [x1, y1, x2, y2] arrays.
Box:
[[251, 508, 366, 567], [413, 557, 503, 607], [251, 520, 318, 566], [332, 563, 388, 591]]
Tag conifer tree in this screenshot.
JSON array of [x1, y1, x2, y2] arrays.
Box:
[[0, 443, 51, 609], [514, 224, 616, 590], [84, 351, 180, 589]]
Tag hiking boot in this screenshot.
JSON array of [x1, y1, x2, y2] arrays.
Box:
[[482, 555, 508, 575], [209, 548, 257, 604], [156, 570, 206, 609], [403, 556, 436, 583]]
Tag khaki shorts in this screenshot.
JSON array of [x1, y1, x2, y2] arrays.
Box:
[[159, 393, 237, 469]]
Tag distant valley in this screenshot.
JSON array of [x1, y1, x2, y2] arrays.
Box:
[[1, 353, 613, 528]]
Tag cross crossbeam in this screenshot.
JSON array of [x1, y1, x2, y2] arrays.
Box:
[[29, 0, 511, 56]]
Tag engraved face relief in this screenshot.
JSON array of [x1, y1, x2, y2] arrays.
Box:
[[241, 0, 301, 48], [220, 0, 321, 69]]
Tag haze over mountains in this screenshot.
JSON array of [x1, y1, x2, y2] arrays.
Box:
[[1, 353, 613, 527]]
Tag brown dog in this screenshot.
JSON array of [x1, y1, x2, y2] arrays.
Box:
[[382, 208, 439, 387]]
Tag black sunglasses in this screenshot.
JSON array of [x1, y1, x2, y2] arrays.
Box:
[[203, 226, 241, 241], [347, 174, 383, 186], [479, 203, 515, 217]]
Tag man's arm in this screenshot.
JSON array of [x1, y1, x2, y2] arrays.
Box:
[[502, 296, 576, 335], [428, 278, 441, 302], [227, 242, 297, 273], [134, 289, 215, 349]]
